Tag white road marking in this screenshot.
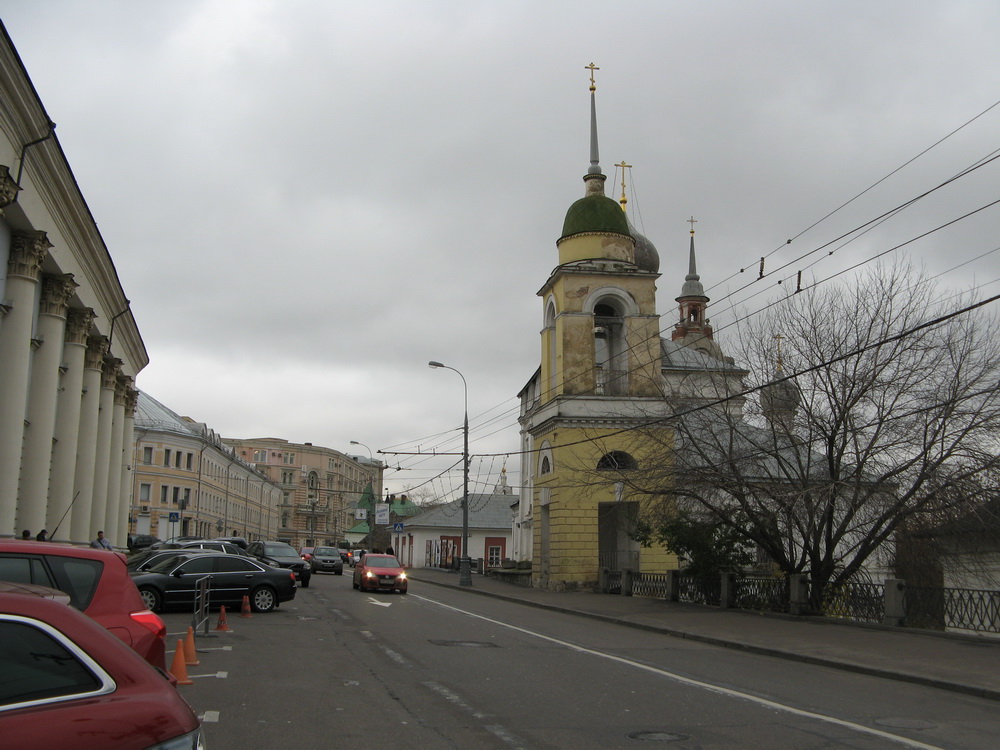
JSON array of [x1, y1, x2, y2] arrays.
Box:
[[411, 593, 946, 750], [367, 597, 392, 607], [190, 671, 228, 679], [200, 711, 220, 723]]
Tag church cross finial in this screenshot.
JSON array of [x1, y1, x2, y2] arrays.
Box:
[[585, 62, 600, 92], [617, 161, 631, 210], [687, 215, 698, 235]]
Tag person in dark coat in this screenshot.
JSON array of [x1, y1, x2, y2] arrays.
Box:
[[35, 529, 47, 541]]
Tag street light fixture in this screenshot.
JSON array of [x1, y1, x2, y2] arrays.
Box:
[[428, 360, 472, 586]]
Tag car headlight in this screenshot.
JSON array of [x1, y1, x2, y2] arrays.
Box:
[[364, 570, 377, 579], [398, 572, 407, 580]]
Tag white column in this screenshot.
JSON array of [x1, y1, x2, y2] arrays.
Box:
[[0, 230, 50, 537], [69, 336, 107, 544], [16, 274, 78, 534], [48, 308, 93, 543], [116, 388, 137, 545], [104, 375, 128, 546], [89, 359, 118, 542]]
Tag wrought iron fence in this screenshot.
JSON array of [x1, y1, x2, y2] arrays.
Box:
[[820, 581, 884, 623], [678, 575, 721, 606], [606, 569, 623, 595], [906, 585, 1000, 635], [632, 572, 667, 598], [734, 576, 789, 613]]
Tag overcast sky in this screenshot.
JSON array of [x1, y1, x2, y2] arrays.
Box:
[[3, 1, 999, 501]]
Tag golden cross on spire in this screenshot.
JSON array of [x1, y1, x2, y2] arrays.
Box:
[[585, 62, 599, 92], [687, 215, 698, 235], [617, 161, 632, 210]]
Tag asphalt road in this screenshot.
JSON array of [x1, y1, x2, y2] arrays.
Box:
[[160, 571, 1000, 749]]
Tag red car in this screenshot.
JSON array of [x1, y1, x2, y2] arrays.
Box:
[[0, 540, 167, 671], [0, 582, 204, 750], [352, 553, 408, 593]]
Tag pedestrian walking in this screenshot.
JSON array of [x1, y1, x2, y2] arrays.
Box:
[[90, 530, 112, 550]]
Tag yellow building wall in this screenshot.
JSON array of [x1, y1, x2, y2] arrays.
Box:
[[532, 424, 677, 589]]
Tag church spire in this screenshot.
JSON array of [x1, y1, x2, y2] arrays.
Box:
[[680, 217, 706, 298], [672, 218, 715, 347], [585, 62, 602, 178]]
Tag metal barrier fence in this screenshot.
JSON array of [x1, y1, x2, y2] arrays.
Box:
[[906, 585, 1000, 635], [191, 575, 212, 635], [821, 580, 885, 624], [735, 575, 789, 612], [678, 575, 721, 606]]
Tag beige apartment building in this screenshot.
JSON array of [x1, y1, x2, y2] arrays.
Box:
[[0, 24, 146, 546], [131, 392, 282, 542], [225, 438, 384, 550]]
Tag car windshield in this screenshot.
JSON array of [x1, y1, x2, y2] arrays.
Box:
[[313, 547, 338, 555], [264, 543, 297, 556], [366, 556, 400, 568]]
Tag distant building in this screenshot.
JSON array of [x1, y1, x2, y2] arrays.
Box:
[[131, 392, 282, 542], [400, 472, 516, 569], [0, 22, 146, 546], [224, 437, 383, 549]]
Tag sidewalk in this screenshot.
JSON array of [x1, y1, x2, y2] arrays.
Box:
[[409, 567, 1000, 702]]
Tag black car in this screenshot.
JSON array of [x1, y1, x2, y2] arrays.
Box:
[[126, 548, 214, 573], [309, 546, 344, 575], [127, 534, 160, 552], [246, 541, 312, 587], [130, 552, 296, 613]]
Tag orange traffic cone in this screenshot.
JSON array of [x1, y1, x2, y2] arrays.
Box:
[[215, 605, 231, 632], [183, 626, 200, 666], [170, 640, 193, 685], [240, 595, 252, 618]]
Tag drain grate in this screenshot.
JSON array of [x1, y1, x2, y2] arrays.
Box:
[[627, 730, 690, 742], [429, 639, 498, 648]]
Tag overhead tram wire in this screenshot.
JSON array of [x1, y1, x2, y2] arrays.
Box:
[[708, 96, 1000, 291], [389, 105, 1000, 479]]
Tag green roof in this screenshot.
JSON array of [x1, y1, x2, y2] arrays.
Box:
[[561, 194, 629, 239]]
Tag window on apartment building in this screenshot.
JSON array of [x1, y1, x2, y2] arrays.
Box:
[[254, 449, 267, 463], [172, 487, 181, 505], [164, 449, 171, 467], [142, 446, 153, 464], [160, 486, 168, 503], [181, 488, 191, 509], [174, 452, 182, 468], [139, 484, 151, 502], [186, 453, 194, 470], [283, 452, 295, 465]]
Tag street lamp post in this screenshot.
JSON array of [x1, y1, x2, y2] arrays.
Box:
[[428, 360, 472, 586]]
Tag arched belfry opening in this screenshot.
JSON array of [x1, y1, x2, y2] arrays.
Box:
[[593, 299, 627, 395]]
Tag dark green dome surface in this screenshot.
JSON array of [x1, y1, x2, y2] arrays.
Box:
[[561, 195, 630, 239]]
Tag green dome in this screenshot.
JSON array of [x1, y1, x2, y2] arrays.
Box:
[[561, 195, 630, 239]]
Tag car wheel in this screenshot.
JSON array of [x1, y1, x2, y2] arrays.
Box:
[[250, 586, 277, 613], [335, 569, 343, 576], [139, 586, 162, 612], [353, 578, 360, 589]]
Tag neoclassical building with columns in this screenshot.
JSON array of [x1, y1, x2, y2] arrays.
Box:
[[0, 22, 147, 546]]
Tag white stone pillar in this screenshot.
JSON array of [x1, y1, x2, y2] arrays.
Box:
[[103, 376, 128, 546], [48, 308, 93, 543], [89, 359, 118, 542], [17, 274, 79, 534], [69, 336, 107, 544], [0, 230, 50, 537], [116, 388, 137, 545]]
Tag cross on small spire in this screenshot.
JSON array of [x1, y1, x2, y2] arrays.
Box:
[[585, 62, 599, 92], [617, 161, 632, 209], [687, 215, 698, 235]]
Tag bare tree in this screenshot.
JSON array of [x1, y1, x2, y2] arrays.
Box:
[[629, 263, 1000, 606]]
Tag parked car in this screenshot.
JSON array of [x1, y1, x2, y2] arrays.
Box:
[[131, 552, 297, 614], [149, 535, 204, 550], [246, 540, 312, 587], [0, 540, 167, 671], [180, 540, 251, 556], [127, 534, 160, 552], [212, 535, 248, 550], [353, 554, 407, 594], [0, 582, 204, 750], [309, 546, 344, 575], [126, 548, 215, 573]]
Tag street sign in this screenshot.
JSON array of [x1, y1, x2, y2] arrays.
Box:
[[393, 522, 404, 533], [375, 503, 390, 525], [168, 512, 180, 522]]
